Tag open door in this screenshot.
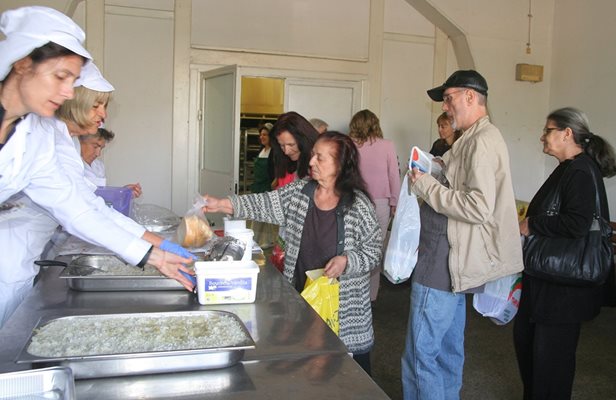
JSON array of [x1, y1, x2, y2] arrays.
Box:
[[199, 65, 241, 227]]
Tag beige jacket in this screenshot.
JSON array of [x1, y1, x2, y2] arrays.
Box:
[[411, 116, 523, 292]]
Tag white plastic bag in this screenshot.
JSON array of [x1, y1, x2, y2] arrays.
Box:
[[383, 175, 420, 284], [473, 273, 522, 325]]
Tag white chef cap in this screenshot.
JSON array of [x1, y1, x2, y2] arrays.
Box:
[[74, 62, 114, 92], [0, 6, 92, 81]]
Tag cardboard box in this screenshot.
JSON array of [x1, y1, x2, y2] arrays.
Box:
[[195, 260, 259, 305]]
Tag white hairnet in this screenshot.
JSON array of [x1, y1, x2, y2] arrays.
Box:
[[74, 62, 114, 92], [0, 6, 91, 80]]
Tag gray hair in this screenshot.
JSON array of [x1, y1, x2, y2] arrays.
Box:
[[309, 118, 328, 131], [79, 127, 115, 143], [548, 107, 616, 177]]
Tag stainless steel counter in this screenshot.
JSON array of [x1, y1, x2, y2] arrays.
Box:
[[0, 262, 389, 399], [74, 353, 388, 400]]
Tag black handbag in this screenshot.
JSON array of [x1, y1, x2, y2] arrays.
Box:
[[523, 165, 613, 286]]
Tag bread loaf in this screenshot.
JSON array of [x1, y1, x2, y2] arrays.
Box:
[[178, 215, 213, 248]]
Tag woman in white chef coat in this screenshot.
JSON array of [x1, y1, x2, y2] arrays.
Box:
[[10, 61, 190, 280], [53, 61, 185, 249], [79, 127, 114, 186], [0, 7, 194, 327], [79, 127, 142, 197]]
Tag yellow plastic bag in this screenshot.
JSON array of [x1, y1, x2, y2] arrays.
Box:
[[300, 269, 339, 335]]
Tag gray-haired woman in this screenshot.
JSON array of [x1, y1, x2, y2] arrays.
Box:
[[515, 107, 616, 399]]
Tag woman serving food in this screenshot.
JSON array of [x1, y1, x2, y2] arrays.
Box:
[[0, 7, 193, 327]]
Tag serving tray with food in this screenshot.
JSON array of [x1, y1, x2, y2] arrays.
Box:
[[16, 311, 255, 379]]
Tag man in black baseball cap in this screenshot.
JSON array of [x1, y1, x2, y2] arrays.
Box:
[[401, 69, 523, 400], [427, 69, 488, 102]]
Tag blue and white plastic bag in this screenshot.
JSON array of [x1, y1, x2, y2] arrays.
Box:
[[473, 273, 522, 325]]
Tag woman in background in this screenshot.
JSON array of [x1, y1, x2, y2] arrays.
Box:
[[251, 122, 274, 193], [270, 111, 318, 188], [80, 127, 114, 186], [79, 127, 142, 197], [309, 117, 329, 135], [515, 107, 616, 399], [268, 111, 319, 271], [430, 112, 461, 157], [249, 122, 276, 248], [349, 109, 400, 302]]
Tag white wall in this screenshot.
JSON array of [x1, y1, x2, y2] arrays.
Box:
[[192, 0, 370, 61], [103, 3, 175, 209], [381, 0, 436, 172], [550, 0, 616, 218]]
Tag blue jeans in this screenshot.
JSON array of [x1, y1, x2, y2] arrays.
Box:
[[401, 282, 466, 400]]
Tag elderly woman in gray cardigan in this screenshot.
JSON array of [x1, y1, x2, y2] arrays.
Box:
[[203, 132, 382, 374]]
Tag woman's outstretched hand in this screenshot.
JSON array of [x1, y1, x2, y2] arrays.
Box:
[[201, 195, 234, 215]]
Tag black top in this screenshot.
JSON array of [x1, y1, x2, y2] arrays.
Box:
[[294, 203, 337, 292], [522, 153, 609, 323], [0, 105, 7, 152], [0, 104, 23, 152], [429, 139, 451, 157]]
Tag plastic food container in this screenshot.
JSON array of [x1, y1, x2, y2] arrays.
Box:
[[195, 260, 259, 305], [0, 366, 75, 399], [94, 186, 133, 216], [226, 229, 254, 261], [223, 218, 246, 235]]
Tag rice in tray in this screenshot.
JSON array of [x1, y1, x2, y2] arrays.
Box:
[[27, 313, 249, 357], [89, 263, 162, 276]]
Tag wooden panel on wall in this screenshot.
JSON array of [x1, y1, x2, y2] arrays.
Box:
[[191, 0, 370, 61], [104, 8, 174, 208], [380, 38, 434, 168]]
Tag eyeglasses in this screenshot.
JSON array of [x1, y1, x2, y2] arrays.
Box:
[[542, 127, 561, 135], [442, 89, 466, 105]]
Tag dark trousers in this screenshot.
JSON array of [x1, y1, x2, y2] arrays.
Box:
[[513, 300, 581, 400], [353, 351, 371, 376]]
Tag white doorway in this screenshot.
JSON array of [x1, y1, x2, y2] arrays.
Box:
[[198, 65, 240, 227]]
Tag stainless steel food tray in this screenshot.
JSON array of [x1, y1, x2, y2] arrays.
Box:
[[53, 255, 185, 291], [16, 311, 255, 379], [0, 366, 75, 399], [59, 273, 185, 291]]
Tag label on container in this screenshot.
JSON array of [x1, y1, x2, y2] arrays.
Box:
[[201, 277, 254, 303], [205, 277, 252, 291]]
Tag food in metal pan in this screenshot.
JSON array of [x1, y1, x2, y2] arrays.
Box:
[[27, 313, 249, 357], [89, 263, 162, 276]]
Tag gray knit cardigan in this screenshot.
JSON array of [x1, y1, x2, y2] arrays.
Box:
[[229, 179, 382, 354]]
